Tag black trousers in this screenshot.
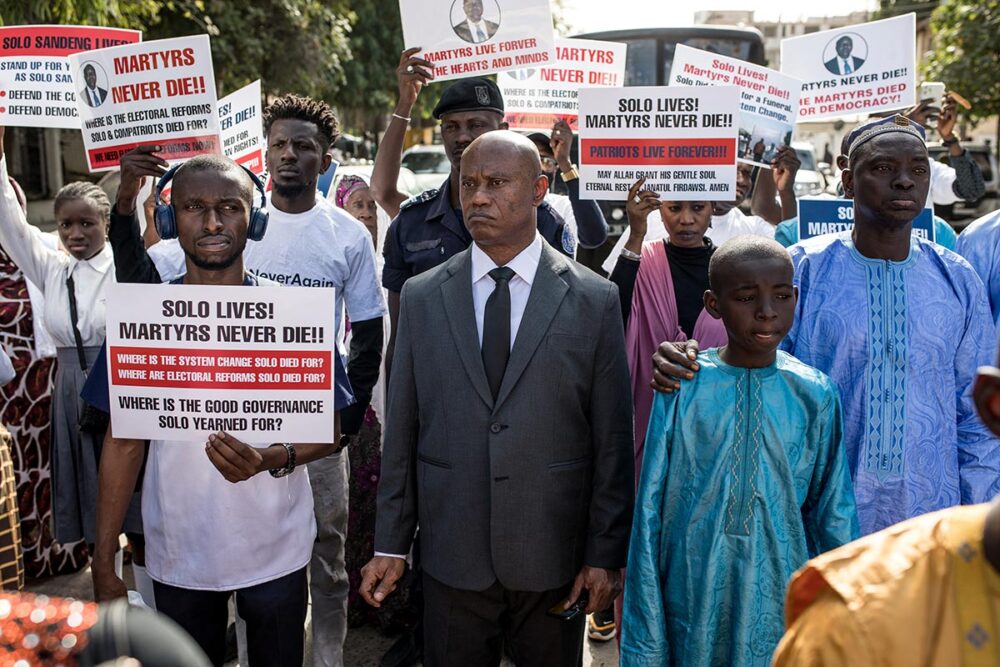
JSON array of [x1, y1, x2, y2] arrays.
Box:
[[152, 566, 308, 667], [422, 573, 584, 667]]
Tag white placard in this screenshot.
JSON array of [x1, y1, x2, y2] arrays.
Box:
[[106, 283, 337, 442], [399, 0, 555, 82], [67, 35, 221, 172], [669, 44, 800, 168], [578, 86, 739, 200], [0, 25, 140, 129], [219, 79, 265, 176], [780, 13, 916, 122], [498, 38, 627, 131]]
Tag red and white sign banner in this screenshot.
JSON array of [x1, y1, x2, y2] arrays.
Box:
[[399, 0, 555, 82], [578, 86, 739, 200], [106, 283, 337, 442], [669, 44, 800, 169], [0, 25, 141, 129], [218, 79, 265, 176], [498, 38, 626, 131], [67, 35, 221, 172], [780, 13, 916, 121]]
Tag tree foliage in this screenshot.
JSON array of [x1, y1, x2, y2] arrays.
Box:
[[876, 0, 941, 20], [923, 0, 1000, 123]]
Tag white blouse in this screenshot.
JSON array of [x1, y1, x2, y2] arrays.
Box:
[[0, 157, 114, 348]]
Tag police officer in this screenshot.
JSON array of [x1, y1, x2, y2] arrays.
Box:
[[372, 56, 574, 377]]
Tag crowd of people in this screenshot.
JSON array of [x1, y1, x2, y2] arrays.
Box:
[[0, 26, 997, 667]]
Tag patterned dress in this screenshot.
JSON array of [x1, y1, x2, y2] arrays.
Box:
[[0, 246, 85, 576]]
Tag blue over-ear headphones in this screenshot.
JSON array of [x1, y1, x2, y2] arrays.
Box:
[[154, 164, 269, 242]]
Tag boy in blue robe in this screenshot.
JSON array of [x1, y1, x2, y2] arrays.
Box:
[[620, 237, 859, 667]]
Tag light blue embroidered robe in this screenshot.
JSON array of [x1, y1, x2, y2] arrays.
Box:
[[621, 350, 858, 667], [785, 232, 1000, 536]]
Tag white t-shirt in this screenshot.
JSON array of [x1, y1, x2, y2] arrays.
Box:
[[148, 196, 387, 347], [601, 207, 775, 274], [143, 436, 315, 590], [928, 160, 958, 208]]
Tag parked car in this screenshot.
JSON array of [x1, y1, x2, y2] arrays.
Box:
[[791, 142, 827, 198], [400, 144, 450, 192], [927, 142, 998, 224]]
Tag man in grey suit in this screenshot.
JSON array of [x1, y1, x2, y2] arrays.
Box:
[[361, 131, 634, 666]]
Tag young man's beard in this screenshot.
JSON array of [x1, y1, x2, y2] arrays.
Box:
[[272, 180, 313, 199], [185, 243, 245, 271]]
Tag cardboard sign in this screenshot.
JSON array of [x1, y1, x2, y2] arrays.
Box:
[[498, 38, 627, 131], [577, 86, 739, 201], [106, 283, 337, 442], [399, 0, 555, 82], [780, 14, 916, 121], [797, 198, 934, 242], [0, 25, 141, 129], [67, 35, 221, 172], [218, 79, 265, 176], [669, 44, 800, 169]]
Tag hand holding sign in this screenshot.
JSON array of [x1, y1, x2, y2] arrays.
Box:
[[770, 146, 801, 194], [625, 177, 661, 240], [116, 146, 168, 214], [397, 47, 436, 113], [550, 118, 574, 172], [205, 431, 266, 483]]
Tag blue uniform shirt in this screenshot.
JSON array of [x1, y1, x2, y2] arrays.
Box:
[[381, 178, 574, 292]]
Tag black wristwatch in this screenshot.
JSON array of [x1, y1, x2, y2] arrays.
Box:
[[269, 443, 296, 478]]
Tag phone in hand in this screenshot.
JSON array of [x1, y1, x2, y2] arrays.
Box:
[[920, 81, 946, 103], [546, 591, 589, 621]]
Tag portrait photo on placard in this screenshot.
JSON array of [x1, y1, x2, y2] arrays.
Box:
[[78, 60, 110, 108], [822, 32, 868, 76], [451, 0, 502, 44]]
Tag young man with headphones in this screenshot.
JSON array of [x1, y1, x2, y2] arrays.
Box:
[[91, 152, 356, 666], [106, 96, 386, 667]]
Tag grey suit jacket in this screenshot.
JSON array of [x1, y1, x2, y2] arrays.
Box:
[[376, 243, 634, 592]]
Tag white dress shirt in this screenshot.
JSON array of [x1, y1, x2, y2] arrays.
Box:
[[375, 235, 543, 560], [0, 157, 114, 348], [463, 18, 493, 43], [837, 57, 855, 75], [471, 234, 542, 350]]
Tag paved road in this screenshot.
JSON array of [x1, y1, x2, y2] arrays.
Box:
[[25, 565, 620, 666]]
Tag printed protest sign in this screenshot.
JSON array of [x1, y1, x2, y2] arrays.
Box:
[[780, 13, 916, 121], [498, 38, 626, 131], [67, 35, 221, 172], [399, 0, 555, 82], [577, 86, 739, 201], [106, 283, 337, 442], [798, 198, 934, 242], [0, 25, 140, 129], [669, 44, 800, 169], [218, 79, 265, 176]]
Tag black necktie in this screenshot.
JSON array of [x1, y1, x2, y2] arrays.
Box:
[[482, 266, 515, 400]]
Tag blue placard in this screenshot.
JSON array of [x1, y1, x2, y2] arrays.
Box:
[[798, 198, 935, 243]]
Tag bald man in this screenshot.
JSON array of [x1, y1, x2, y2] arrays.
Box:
[[360, 132, 634, 666]]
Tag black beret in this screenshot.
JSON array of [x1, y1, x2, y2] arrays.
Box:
[[432, 77, 504, 120]]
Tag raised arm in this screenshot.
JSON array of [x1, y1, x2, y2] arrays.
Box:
[[110, 146, 169, 284], [371, 48, 436, 217], [0, 126, 64, 288], [551, 120, 607, 248]]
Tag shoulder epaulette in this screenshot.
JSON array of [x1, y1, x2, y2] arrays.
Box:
[[399, 188, 439, 211]]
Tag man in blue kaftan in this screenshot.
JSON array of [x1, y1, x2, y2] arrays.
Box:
[[956, 208, 1000, 326], [783, 119, 1000, 536]]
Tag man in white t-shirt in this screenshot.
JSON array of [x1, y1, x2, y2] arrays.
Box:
[[602, 162, 775, 274], [92, 154, 356, 665], [107, 95, 386, 667]]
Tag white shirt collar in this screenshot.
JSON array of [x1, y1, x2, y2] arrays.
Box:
[[69, 243, 113, 274], [471, 234, 542, 286], [466, 18, 490, 32]]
